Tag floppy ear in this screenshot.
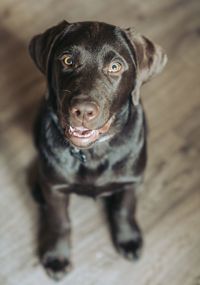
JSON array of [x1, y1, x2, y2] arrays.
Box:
[[29, 20, 69, 74], [125, 28, 168, 105]]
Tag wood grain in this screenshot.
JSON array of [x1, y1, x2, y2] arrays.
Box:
[[0, 0, 200, 284]]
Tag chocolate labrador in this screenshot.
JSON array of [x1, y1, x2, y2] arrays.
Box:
[[29, 21, 167, 280]]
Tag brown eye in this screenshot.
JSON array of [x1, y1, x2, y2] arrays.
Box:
[[62, 55, 73, 66], [108, 62, 122, 73]]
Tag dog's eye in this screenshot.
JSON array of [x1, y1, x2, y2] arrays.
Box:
[[61, 55, 73, 66], [108, 62, 122, 73]]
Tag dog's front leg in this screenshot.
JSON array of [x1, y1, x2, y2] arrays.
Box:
[[38, 179, 72, 281], [104, 188, 143, 260]]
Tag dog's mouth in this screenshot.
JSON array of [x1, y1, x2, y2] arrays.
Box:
[[65, 117, 114, 148]]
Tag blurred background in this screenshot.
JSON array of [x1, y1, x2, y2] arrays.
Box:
[[0, 0, 200, 284]]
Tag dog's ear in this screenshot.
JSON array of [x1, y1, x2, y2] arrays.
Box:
[[29, 21, 69, 74], [125, 28, 167, 105]]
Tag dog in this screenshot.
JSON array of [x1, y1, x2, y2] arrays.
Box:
[[29, 20, 167, 280]]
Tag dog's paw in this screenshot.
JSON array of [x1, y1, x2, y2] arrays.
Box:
[[115, 227, 143, 261], [117, 237, 143, 260], [42, 255, 72, 281]]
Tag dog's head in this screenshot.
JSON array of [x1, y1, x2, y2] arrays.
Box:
[[29, 21, 167, 148]]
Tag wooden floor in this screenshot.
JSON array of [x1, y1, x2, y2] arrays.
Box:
[[0, 0, 200, 284]]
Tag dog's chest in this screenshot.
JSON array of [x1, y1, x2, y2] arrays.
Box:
[[76, 162, 140, 197], [54, 146, 140, 197], [78, 156, 133, 183]]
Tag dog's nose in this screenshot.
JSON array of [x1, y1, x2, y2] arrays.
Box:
[[71, 101, 99, 122]]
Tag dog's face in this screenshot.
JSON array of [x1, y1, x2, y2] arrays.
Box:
[[52, 22, 137, 148], [29, 21, 167, 148]]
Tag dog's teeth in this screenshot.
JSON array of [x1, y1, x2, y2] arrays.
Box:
[[69, 126, 74, 135], [75, 126, 88, 132], [68, 125, 99, 139]]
